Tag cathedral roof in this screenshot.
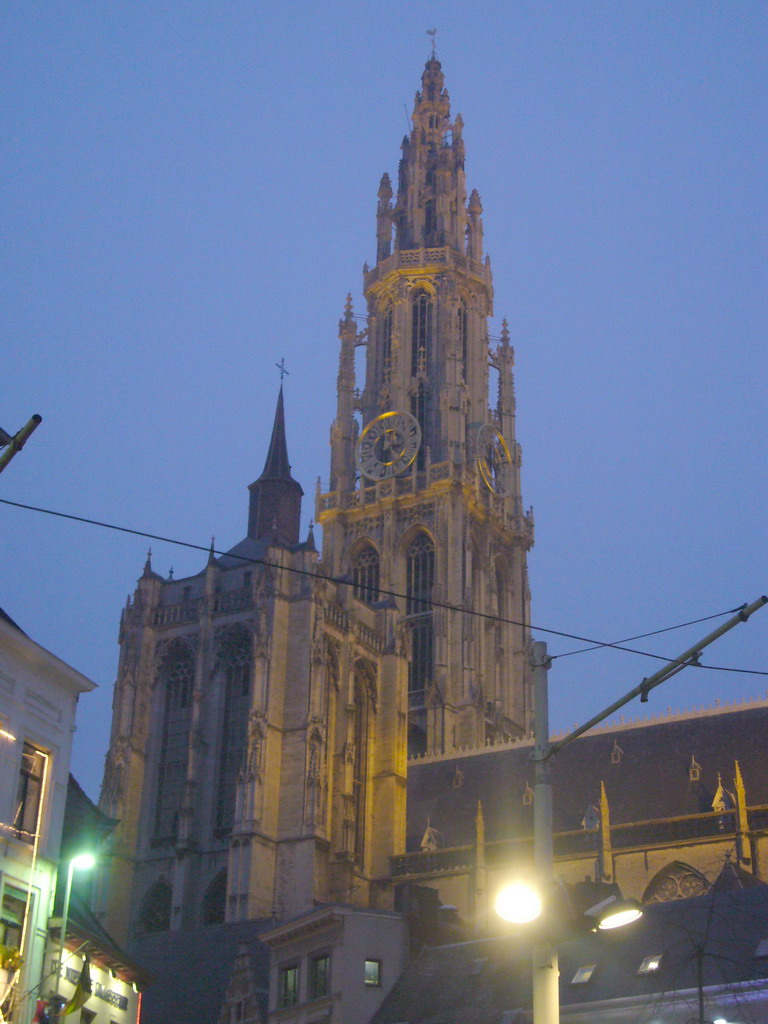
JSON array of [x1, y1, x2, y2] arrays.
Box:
[[406, 700, 768, 851]]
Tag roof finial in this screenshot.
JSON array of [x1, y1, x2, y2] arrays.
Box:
[[426, 27, 437, 60], [275, 357, 289, 383]]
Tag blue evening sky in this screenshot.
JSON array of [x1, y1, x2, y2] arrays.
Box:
[[2, 2, 766, 802]]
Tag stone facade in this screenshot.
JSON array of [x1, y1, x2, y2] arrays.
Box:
[[97, 55, 533, 955]]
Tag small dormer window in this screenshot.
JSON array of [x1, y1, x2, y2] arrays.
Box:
[[522, 783, 533, 806], [581, 804, 600, 830], [638, 954, 662, 974], [452, 766, 464, 789], [689, 757, 702, 781], [611, 740, 623, 764], [571, 964, 596, 985]]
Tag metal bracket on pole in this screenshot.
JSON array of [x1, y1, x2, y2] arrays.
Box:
[[0, 415, 42, 475]]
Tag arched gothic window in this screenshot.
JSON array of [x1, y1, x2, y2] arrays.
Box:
[[643, 862, 710, 904], [406, 533, 435, 702], [202, 871, 227, 925], [379, 305, 392, 386], [154, 640, 194, 840], [458, 302, 468, 383], [215, 627, 252, 833], [138, 879, 172, 933], [411, 291, 432, 377], [411, 381, 429, 470], [352, 543, 380, 605], [352, 665, 374, 865]]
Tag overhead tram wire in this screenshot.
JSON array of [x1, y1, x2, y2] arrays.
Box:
[[552, 610, 749, 660], [2, 496, 766, 679]]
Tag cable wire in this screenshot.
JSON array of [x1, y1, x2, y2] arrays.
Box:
[[2, 496, 766, 677]]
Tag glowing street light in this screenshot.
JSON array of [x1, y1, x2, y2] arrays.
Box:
[[494, 881, 543, 926]]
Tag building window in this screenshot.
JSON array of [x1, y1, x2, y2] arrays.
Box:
[[571, 964, 596, 985], [277, 965, 299, 1008], [14, 742, 46, 842], [154, 640, 194, 840], [406, 533, 435, 702], [379, 305, 392, 385], [1, 885, 28, 949], [364, 959, 382, 987], [410, 381, 429, 469], [138, 880, 172, 933], [638, 954, 662, 975], [309, 954, 330, 999], [353, 665, 374, 865], [202, 871, 227, 926], [352, 543, 380, 604], [411, 291, 432, 377], [458, 301, 468, 383], [215, 627, 252, 832]]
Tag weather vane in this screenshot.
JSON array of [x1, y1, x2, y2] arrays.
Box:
[[275, 358, 289, 382], [426, 28, 437, 59]]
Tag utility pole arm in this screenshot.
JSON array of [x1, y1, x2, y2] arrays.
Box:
[[0, 414, 42, 474], [548, 595, 767, 759]]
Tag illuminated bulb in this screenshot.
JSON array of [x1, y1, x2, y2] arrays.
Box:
[[598, 904, 643, 930], [494, 882, 543, 924]]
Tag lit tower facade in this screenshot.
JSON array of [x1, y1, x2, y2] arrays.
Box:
[[319, 57, 534, 756]]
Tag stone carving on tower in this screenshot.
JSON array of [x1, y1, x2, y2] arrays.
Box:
[[319, 55, 534, 757]]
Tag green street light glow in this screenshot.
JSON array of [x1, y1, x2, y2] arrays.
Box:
[[494, 882, 543, 924], [69, 852, 96, 872]]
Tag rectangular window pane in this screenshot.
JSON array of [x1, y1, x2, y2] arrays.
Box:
[[278, 965, 299, 1008], [309, 954, 330, 999], [14, 742, 45, 842], [364, 959, 382, 987]]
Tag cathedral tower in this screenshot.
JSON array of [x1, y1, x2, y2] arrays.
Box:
[[98, 55, 534, 955], [319, 56, 534, 755]]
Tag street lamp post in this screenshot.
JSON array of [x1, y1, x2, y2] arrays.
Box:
[[530, 641, 559, 1024], [497, 597, 766, 1024], [54, 853, 95, 1018]]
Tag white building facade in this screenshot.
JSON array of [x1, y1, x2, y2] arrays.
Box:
[[0, 610, 95, 1023]]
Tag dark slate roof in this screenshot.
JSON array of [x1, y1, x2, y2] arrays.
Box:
[[64, 889, 152, 987], [60, 774, 118, 859], [217, 533, 273, 569], [406, 702, 768, 851], [373, 884, 768, 1024], [131, 921, 271, 1024], [0, 605, 26, 634]]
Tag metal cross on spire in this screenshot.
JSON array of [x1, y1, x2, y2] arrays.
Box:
[[426, 28, 437, 59], [275, 358, 289, 382]]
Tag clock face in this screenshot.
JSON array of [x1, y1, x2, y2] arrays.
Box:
[[476, 424, 513, 496], [356, 411, 422, 481]]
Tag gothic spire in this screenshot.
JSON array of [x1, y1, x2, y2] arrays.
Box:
[[248, 385, 303, 545], [258, 384, 292, 481]]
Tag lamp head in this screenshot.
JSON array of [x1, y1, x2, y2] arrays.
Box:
[[585, 894, 643, 930], [494, 881, 543, 924], [70, 852, 96, 872]]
